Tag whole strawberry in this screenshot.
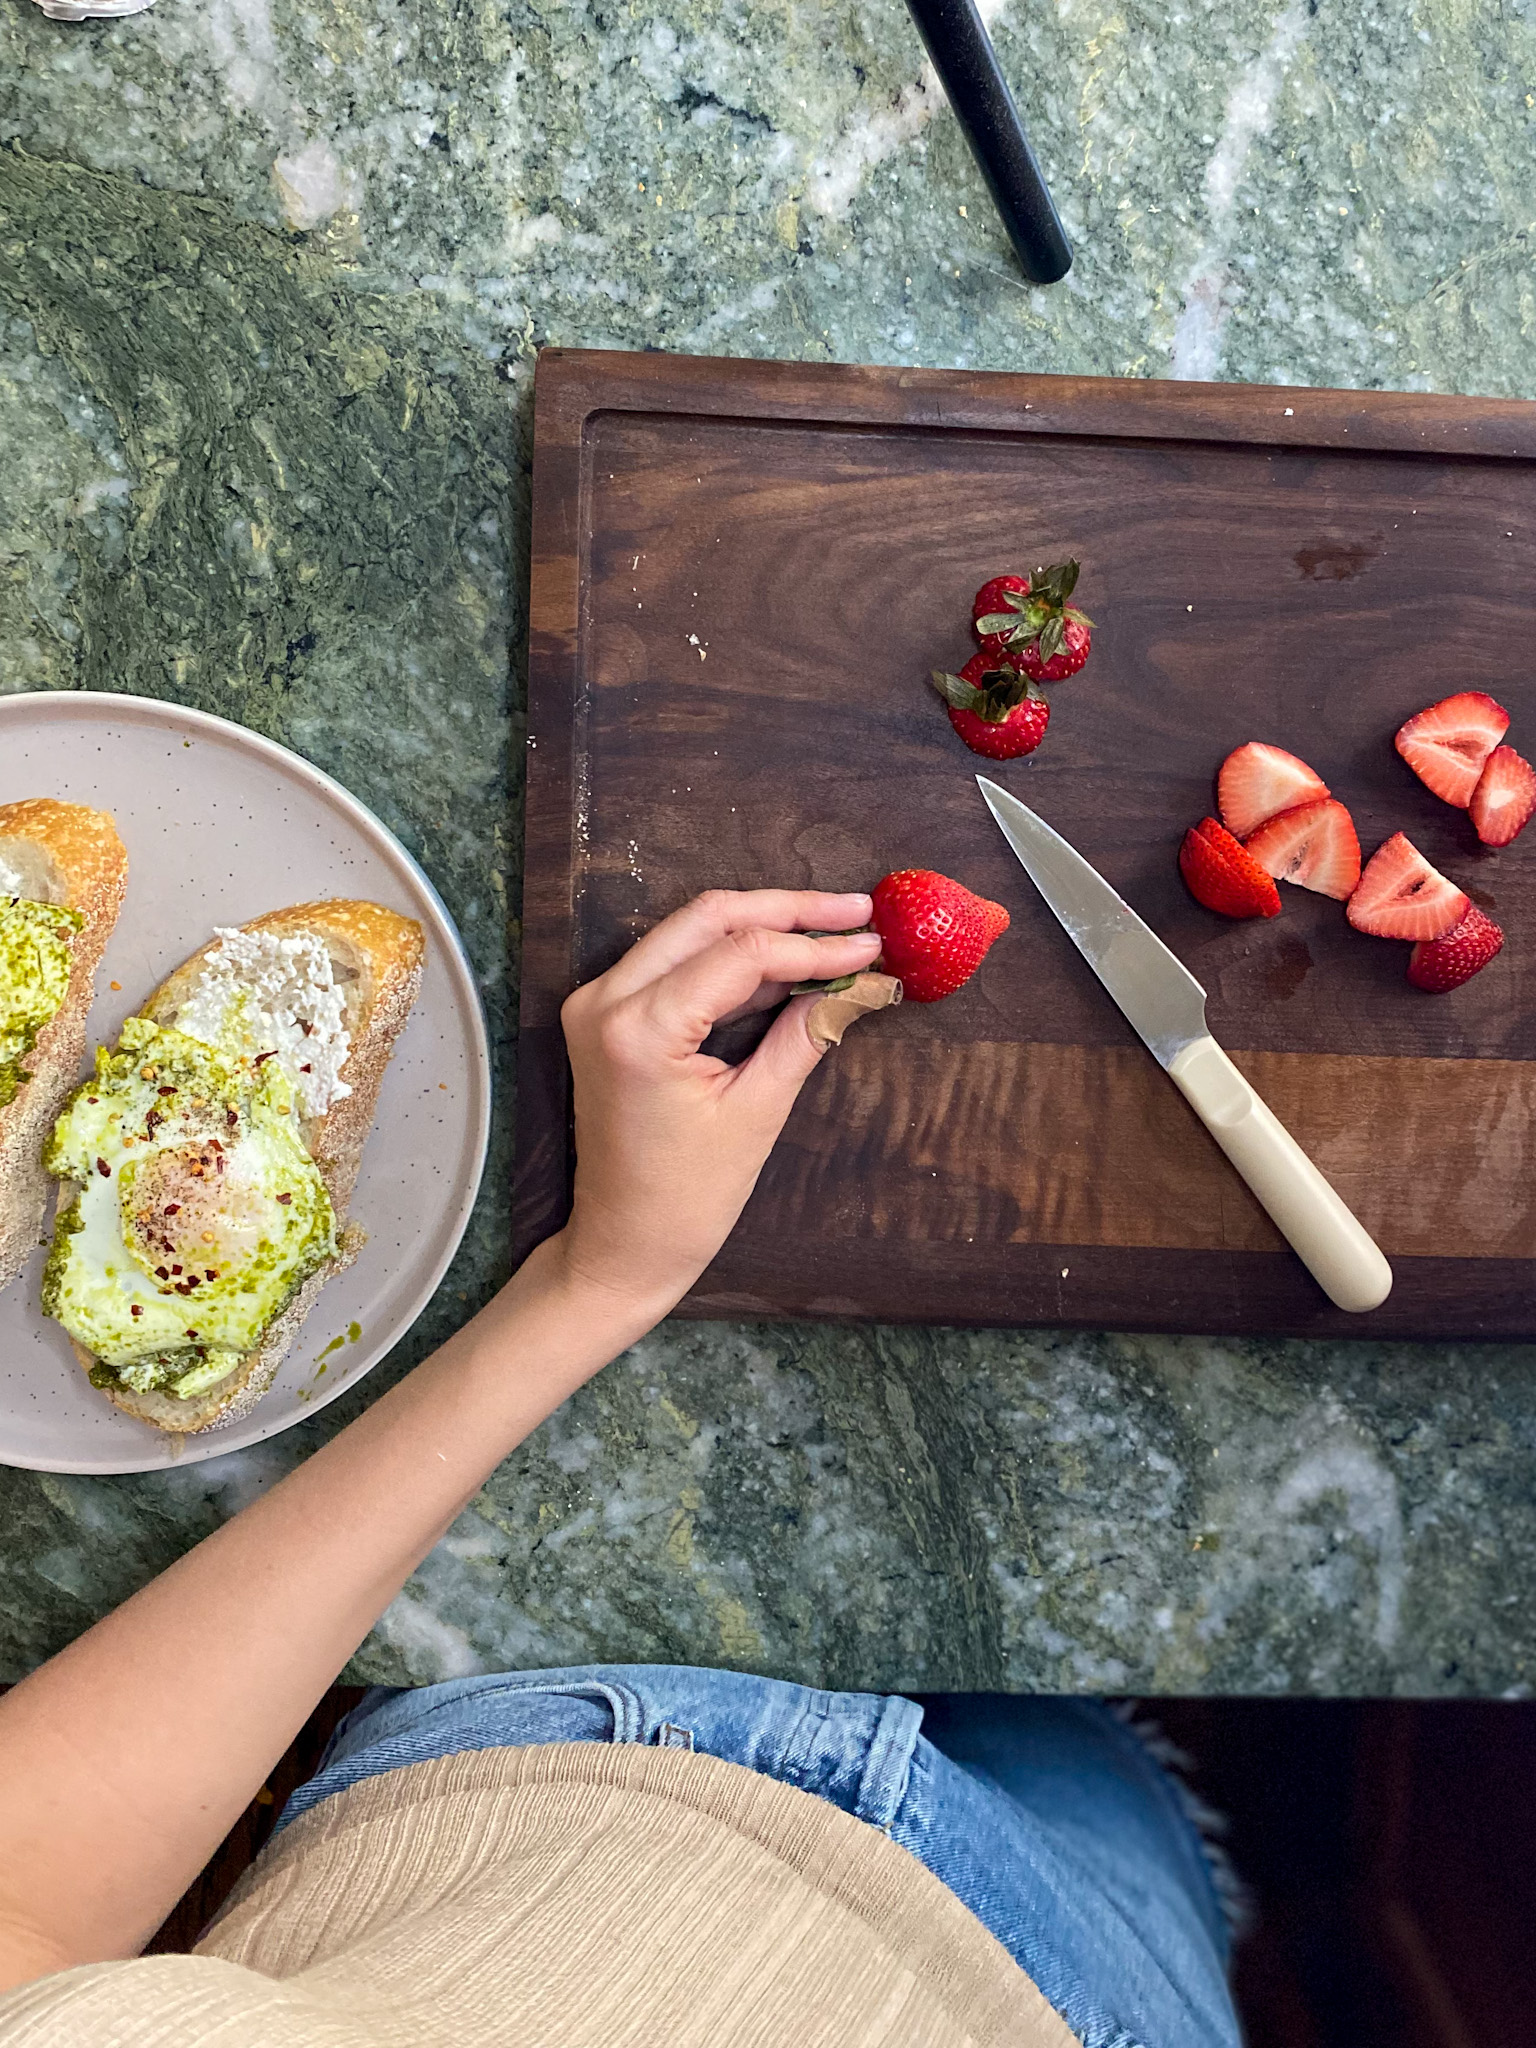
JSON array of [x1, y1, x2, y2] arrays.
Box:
[[973, 561, 1093, 682], [872, 869, 1010, 1002], [972, 575, 1032, 645], [931, 652, 1050, 760]]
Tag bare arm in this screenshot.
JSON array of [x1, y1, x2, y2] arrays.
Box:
[[0, 888, 880, 1992]]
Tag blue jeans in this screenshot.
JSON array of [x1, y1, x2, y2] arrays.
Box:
[[280, 1667, 1241, 2048]]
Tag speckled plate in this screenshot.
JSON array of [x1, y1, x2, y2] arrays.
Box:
[[0, 692, 491, 1473]]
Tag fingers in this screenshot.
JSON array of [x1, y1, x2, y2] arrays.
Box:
[[637, 927, 882, 1053], [600, 889, 874, 998]]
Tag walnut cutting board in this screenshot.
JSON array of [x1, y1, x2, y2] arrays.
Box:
[[516, 348, 1536, 1339]]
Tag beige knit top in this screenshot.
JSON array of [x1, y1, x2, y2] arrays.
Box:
[[0, 1744, 1077, 2047]]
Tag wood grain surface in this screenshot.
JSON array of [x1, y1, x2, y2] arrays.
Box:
[[517, 349, 1536, 1338]]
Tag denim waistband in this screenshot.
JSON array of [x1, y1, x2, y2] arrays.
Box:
[[282, 1663, 924, 1835], [273, 1666, 1242, 2048]]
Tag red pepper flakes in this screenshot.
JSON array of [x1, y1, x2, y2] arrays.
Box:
[[130, 1304, 142, 1318], [276, 1192, 292, 1205], [164, 1203, 180, 1215], [96, 1157, 111, 1177]]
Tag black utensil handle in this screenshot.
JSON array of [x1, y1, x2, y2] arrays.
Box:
[[906, 0, 1072, 285]]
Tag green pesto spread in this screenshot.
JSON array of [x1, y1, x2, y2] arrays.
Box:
[[41, 1014, 336, 1396], [0, 897, 83, 1110]]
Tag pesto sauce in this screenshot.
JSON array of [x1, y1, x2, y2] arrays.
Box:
[[0, 897, 82, 1109]]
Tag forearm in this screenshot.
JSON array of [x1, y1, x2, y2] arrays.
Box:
[[0, 1232, 655, 1987]]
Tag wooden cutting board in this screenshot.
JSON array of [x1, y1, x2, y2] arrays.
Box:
[[516, 349, 1536, 1339]]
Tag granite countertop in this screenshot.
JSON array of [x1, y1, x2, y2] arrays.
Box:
[[3, 0, 1536, 1696]]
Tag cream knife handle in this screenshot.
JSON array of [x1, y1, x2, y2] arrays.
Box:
[[1167, 1036, 1392, 1313]]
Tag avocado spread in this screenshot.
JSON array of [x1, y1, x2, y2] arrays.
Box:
[[0, 896, 83, 1110], [42, 1015, 337, 1399]]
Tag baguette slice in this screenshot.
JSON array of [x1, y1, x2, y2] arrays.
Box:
[[68, 900, 424, 1435], [0, 800, 128, 1291]]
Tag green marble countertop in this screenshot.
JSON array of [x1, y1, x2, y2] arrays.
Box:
[[4, 0, 1536, 1695]]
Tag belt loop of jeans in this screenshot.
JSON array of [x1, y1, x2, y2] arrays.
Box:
[[854, 1695, 924, 1830]]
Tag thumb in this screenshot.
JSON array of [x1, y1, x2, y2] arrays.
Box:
[[730, 992, 829, 1122]]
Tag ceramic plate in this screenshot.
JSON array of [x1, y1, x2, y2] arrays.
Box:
[[0, 693, 491, 1473]]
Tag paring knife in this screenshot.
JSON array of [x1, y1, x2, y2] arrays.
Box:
[[977, 777, 1393, 1314]]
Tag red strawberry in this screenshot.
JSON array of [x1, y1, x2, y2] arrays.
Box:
[[1406, 904, 1504, 992], [972, 561, 1093, 681], [1347, 833, 1468, 940], [972, 575, 1032, 644], [1395, 692, 1510, 808], [1469, 745, 1536, 847], [871, 869, 1010, 1002], [1216, 742, 1330, 838], [931, 652, 1050, 760], [1243, 798, 1361, 900], [1178, 817, 1283, 920]]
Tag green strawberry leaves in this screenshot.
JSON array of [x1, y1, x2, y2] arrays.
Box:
[[790, 928, 876, 995], [931, 665, 1044, 724], [976, 560, 1093, 658]]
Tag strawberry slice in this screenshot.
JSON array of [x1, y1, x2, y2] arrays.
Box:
[[1347, 833, 1469, 940], [1216, 743, 1330, 838], [1243, 798, 1361, 900], [1406, 905, 1504, 992], [1178, 817, 1282, 920], [1469, 745, 1536, 848], [1394, 692, 1510, 808]]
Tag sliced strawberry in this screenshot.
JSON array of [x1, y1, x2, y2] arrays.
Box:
[[1242, 798, 1361, 900], [1216, 743, 1330, 838], [1469, 745, 1536, 847], [1394, 692, 1510, 808], [1347, 832, 1469, 940], [1178, 817, 1282, 920], [1407, 905, 1504, 992]]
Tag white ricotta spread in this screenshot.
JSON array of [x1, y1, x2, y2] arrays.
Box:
[[174, 927, 352, 1120], [0, 854, 27, 899]]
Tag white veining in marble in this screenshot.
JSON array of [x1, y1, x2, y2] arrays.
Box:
[[805, 0, 1010, 221], [29, 0, 152, 18], [1170, 1, 1309, 380]]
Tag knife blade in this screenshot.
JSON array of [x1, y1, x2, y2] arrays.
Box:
[[976, 776, 1392, 1314], [977, 777, 1208, 1069]]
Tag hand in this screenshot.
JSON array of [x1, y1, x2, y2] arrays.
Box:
[[553, 888, 882, 1322]]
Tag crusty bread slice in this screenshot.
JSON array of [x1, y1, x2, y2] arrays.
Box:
[[0, 800, 128, 1291], [68, 899, 424, 1435]]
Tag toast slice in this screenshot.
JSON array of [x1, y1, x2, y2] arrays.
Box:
[[0, 800, 128, 1291], [59, 900, 424, 1435]]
